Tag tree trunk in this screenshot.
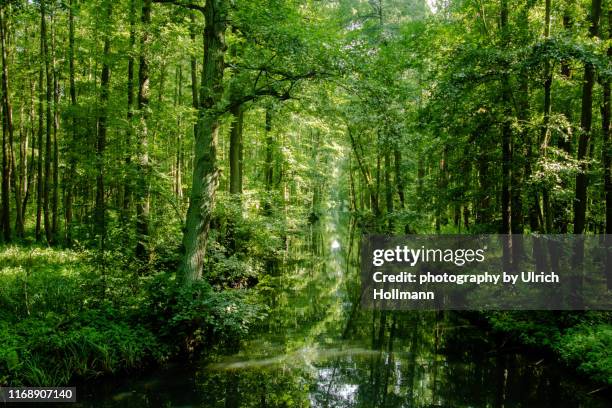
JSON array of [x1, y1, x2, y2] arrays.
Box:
[[553, 10, 573, 233], [94, 1, 112, 242], [393, 148, 404, 209], [475, 126, 494, 228], [135, 0, 151, 260], [0, 97, 9, 243], [574, 0, 602, 234], [416, 157, 424, 212], [19, 99, 28, 234], [51, 10, 59, 240], [174, 64, 183, 199], [384, 150, 393, 231], [188, 11, 199, 204], [436, 146, 448, 232], [65, 0, 77, 244], [22, 42, 36, 221], [539, 0, 552, 233], [540, 0, 552, 149], [41, 0, 53, 245], [347, 127, 379, 216], [603, 8, 611, 289], [500, 0, 511, 235], [264, 108, 274, 191], [35, 20, 43, 242], [189, 12, 199, 184], [229, 104, 244, 195], [122, 0, 136, 216], [180, 0, 228, 284], [0, 7, 20, 239], [601, 7, 611, 234]]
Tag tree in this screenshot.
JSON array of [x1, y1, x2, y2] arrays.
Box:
[[135, 0, 151, 260], [574, 0, 602, 234], [94, 0, 113, 243], [180, 0, 228, 283], [0, 4, 11, 242]]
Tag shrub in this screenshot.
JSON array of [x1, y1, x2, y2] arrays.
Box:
[[555, 324, 612, 385]]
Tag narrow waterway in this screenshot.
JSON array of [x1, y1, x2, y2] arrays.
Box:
[[74, 196, 612, 407]]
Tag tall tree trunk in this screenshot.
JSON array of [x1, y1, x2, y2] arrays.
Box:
[[500, 0, 511, 235], [123, 0, 136, 215], [19, 98, 28, 232], [416, 156, 424, 212], [174, 64, 183, 199], [35, 19, 44, 242], [347, 126, 379, 216], [384, 150, 393, 231], [436, 146, 448, 232], [541, 0, 552, 148], [22, 36, 36, 220], [262, 108, 274, 215], [0, 7, 20, 238], [393, 148, 404, 208], [41, 0, 53, 245], [229, 104, 244, 195], [135, 0, 151, 260], [264, 108, 274, 191], [540, 0, 553, 233], [94, 1, 112, 242], [511, 93, 526, 234], [476, 133, 491, 226], [0, 100, 8, 242], [553, 10, 573, 233], [51, 9, 59, 240], [574, 0, 602, 234], [603, 8, 611, 289], [188, 11, 199, 203], [181, 0, 228, 284], [189, 11, 199, 158], [65, 0, 77, 244]]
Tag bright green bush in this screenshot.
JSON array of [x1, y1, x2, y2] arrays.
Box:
[[555, 324, 612, 385]]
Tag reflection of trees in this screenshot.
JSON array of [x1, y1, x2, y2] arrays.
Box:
[[309, 310, 580, 408], [197, 367, 312, 408], [193, 211, 603, 408]]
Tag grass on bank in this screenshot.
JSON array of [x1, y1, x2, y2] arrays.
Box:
[[0, 245, 266, 386]]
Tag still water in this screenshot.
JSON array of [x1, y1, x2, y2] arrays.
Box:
[[75, 210, 612, 407]]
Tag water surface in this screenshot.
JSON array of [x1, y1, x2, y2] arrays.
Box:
[[75, 208, 612, 407]]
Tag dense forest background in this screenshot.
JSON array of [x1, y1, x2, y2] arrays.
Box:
[[0, 0, 611, 395]]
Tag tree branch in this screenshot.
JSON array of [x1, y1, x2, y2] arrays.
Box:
[[223, 87, 293, 114], [152, 0, 205, 14]]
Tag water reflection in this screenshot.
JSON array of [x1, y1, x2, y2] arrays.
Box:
[[77, 212, 612, 407], [331, 240, 341, 251], [195, 215, 611, 408], [196, 313, 609, 407]]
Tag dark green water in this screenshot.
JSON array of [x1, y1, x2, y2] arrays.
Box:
[[74, 209, 612, 407]]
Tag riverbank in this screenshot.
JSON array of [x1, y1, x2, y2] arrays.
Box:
[[0, 245, 265, 386], [481, 311, 612, 386]]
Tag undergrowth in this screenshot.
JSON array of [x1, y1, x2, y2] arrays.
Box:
[[0, 246, 266, 386]]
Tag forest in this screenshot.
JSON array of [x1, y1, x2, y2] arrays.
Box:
[[0, 0, 611, 406]]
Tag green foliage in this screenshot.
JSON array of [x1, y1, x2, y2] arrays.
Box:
[[486, 311, 612, 385], [556, 324, 612, 384], [1, 0, 612, 395], [0, 246, 268, 386], [486, 311, 563, 348]]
